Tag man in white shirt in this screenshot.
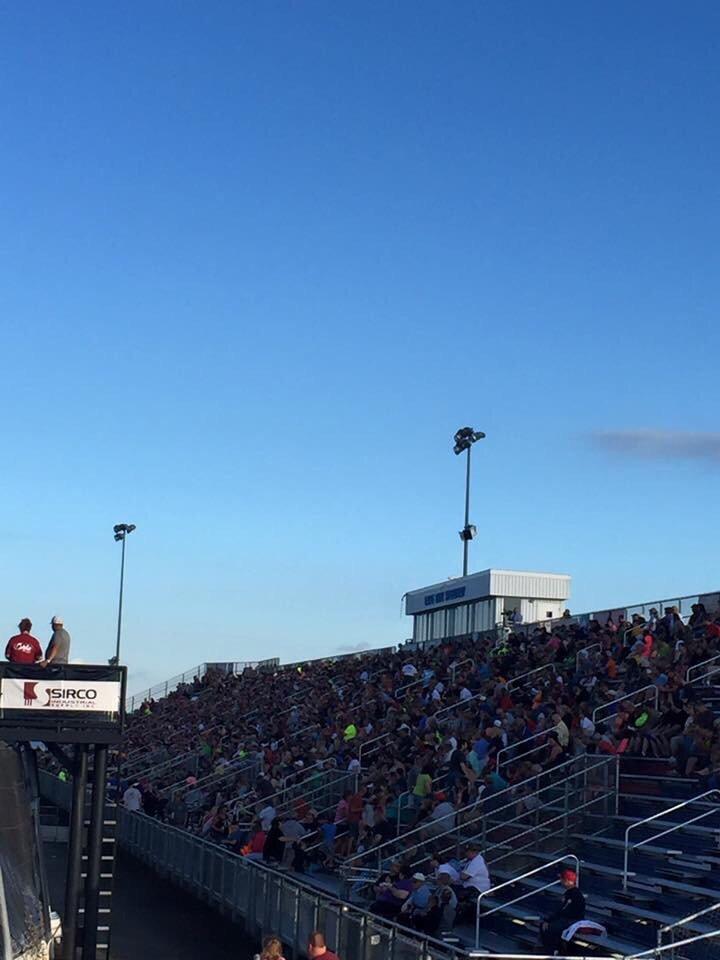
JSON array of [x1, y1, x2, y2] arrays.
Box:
[[434, 862, 460, 884], [461, 843, 491, 894], [401, 662, 418, 677], [259, 802, 277, 832], [123, 783, 142, 812], [460, 686, 472, 701]]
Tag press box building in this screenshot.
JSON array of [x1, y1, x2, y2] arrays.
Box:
[[405, 568, 571, 645]]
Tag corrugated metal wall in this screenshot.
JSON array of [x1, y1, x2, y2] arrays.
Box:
[[489, 571, 570, 601]]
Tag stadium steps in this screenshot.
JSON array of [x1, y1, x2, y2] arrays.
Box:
[[76, 791, 118, 960], [525, 849, 720, 902], [468, 889, 649, 957], [480, 869, 718, 952], [585, 811, 719, 839]]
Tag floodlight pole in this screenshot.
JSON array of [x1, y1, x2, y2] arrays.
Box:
[[463, 444, 472, 577], [115, 533, 126, 664]]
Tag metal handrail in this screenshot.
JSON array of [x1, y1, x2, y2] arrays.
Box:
[[475, 854, 579, 948], [280, 759, 328, 797], [342, 753, 612, 876], [129, 747, 202, 783], [117, 807, 476, 960], [592, 683, 659, 726], [658, 900, 720, 935], [395, 676, 424, 699], [358, 731, 392, 766], [415, 763, 616, 877], [576, 643, 602, 671], [433, 689, 487, 722], [495, 724, 562, 775], [514, 590, 714, 639], [450, 658, 474, 682], [686, 653, 720, 685], [507, 662, 556, 692], [228, 765, 348, 816], [622, 789, 720, 889], [394, 772, 450, 835], [628, 929, 720, 959], [163, 755, 257, 799]]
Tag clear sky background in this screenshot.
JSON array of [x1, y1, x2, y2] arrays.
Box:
[[1, 1, 718, 693]]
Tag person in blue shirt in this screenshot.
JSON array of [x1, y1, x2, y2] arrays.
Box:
[[400, 873, 435, 925]]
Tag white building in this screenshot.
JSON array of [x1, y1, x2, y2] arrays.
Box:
[[405, 568, 571, 645]]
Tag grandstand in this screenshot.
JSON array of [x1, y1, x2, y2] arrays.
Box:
[[43, 587, 720, 960]]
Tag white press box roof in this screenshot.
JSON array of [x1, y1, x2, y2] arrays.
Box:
[[405, 569, 571, 616]]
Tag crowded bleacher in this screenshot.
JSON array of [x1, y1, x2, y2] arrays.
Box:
[[110, 597, 720, 950]]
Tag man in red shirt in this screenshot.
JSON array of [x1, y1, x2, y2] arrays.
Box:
[[307, 932, 340, 960], [5, 619, 42, 664]]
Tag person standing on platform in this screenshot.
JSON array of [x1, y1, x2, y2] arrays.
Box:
[[5, 619, 42, 663], [41, 615, 71, 666]]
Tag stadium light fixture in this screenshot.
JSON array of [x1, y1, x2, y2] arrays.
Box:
[[453, 427, 485, 577], [112, 523, 136, 664]]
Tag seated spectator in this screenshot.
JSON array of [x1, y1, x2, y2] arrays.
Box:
[[371, 865, 413, 918], [459, 842, 491, 897]]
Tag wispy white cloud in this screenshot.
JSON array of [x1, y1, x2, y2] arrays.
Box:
[[336, 641, 371, 653], [591, 429, 720, 464]]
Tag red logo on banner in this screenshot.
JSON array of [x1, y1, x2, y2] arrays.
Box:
[[23, 682, 38, 706]]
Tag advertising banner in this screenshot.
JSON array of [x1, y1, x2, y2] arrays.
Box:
[[0, 678, 121, 712]]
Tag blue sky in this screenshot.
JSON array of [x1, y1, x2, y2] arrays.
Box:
[[1, 1, 718, 692]]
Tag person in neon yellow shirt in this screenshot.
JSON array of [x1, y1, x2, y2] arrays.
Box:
[[413, 765, 433, 799], [344, 723, 357, 742]]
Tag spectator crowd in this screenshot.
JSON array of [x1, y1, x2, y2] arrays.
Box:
[[115, 599, 720, 936]]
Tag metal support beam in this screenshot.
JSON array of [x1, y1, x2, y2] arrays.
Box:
[[63, 744, 88, 960], [82, 744, 108, 960]]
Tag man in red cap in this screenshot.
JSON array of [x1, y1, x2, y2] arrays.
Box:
[[540, 867, 586, 954]]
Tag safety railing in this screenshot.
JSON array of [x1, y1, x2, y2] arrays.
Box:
[[513, 590, 717, 639], [507, 662, 556, 693], [419, 759, 615, 882], [394, 772, 450, 835], [117, 808, 469, 960], [495, 725, 562, 776], [229, 767, 352, 820], [628, 930, 720, 960], [592, 683, 660, 727], [342, 753, 616, 880], [475, 854, 579, 948], [126, 663, 208, 712], [434, 689, 487, 723], [576, 643, 602, 671], [450, 658, 474, 682], [622, 790, 720, 889], [279, 760, 334, 798], [163, 755, 259, 801], [395, 676, 424, 699], [655, 901, 720, 960], [358, 732, 392, 767], [686, 654, 720, 686]]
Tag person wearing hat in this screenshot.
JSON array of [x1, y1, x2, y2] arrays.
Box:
[[540, 867, 586, 953], [41, 616, 71, 666], [400, 873, 434, 924]]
